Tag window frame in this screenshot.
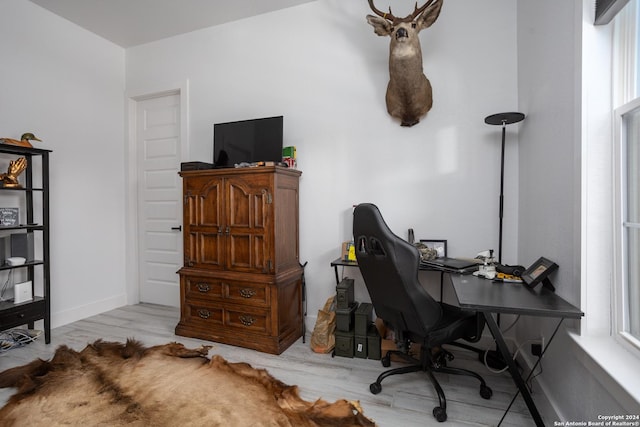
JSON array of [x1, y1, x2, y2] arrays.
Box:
[[614, 96, 640, 352]]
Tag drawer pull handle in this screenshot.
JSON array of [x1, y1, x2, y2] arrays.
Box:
[[196, 283, 210, 293], [198, 309, 211, 319], [239, 288, 256, 298], [239, 315, 256, 326]]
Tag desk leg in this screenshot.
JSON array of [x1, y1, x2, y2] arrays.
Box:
[[482, 312, 545, 427]]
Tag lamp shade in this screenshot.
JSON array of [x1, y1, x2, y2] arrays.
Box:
[[484, 112, 525, 126]]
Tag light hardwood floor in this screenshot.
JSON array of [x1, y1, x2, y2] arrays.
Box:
[[0, 304, 536, 426]]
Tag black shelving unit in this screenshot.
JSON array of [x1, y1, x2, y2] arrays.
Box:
[[0, 144, 51, 343]]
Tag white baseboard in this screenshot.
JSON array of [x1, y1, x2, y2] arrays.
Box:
[[51, 294, 127, 329]]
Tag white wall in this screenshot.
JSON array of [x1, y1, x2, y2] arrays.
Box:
[[126, 0, 520, 318], [0, 0, 127, 327], [3, 0, 632, 421], [516, 0, 636, 421]]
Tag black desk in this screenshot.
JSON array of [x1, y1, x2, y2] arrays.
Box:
[[450, 274, 584, 426], [330, 258, 358, 285], [330, 257, 449, 299]]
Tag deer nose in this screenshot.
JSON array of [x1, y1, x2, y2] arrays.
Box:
[[396, 27, 408, 39]]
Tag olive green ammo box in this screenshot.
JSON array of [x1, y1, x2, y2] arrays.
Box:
[[354, 334, 367, 358], [334, 329, 354, 358], [336, 278, 354, 309], [367, 324, 382, 360], [354, 302, 373, 336], [335, 302, 358, 332]]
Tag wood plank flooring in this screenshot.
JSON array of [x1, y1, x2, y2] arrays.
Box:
[[0, 304, 536, 426]]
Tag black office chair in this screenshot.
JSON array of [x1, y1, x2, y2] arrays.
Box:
[[353, 203, 492, 423]]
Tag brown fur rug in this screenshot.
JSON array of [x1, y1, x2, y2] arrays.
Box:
[[0, 339, 376, 426]]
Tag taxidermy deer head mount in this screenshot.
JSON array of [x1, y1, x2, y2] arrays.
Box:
[[366, 0, 443, 127]]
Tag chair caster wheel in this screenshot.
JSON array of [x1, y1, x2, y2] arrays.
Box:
[[480, 384, 493, 400], [381, 355, 391, 368], [369, 382, 382, 395], [433, 406, 447, 422]]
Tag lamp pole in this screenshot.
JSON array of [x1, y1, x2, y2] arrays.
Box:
[[482, 111, 525, 370], [484, 112, 525, 265]]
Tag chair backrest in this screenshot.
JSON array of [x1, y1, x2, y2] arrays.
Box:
[[353, 203, 442, 341]]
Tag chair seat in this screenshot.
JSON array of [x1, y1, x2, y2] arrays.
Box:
[[424, 303, 480, 348]]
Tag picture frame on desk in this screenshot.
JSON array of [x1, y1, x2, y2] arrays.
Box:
[[522, 257, 558, 291], [420, 239, 447, 258]]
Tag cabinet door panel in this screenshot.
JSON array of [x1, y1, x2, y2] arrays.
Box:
[[226, 177, 272, 273], [184, 193, 197, 227], [227, 233, 267, 271], [184, 176, 225, 268], [184, 176, 223, 226], [197, 181, 223, 227], [197, 232, 224, 268]]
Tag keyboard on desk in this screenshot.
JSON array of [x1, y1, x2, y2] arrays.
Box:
[[420, 257, 479, 274]]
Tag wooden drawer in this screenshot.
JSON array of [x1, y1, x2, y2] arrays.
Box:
[[225, 281, 269, 307], [184, 276, 224, 300], [184, 301, 270, 336], [183, 275, 269, 307], [0, 299, 46, 329]]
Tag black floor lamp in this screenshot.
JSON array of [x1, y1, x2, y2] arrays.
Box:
[[482, 112, 525, 370], [484, 112, 525, 265]]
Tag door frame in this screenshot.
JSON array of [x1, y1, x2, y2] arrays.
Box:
[[125, 80, 190, 305]]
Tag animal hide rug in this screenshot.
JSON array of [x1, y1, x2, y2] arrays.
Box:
[[0, 339, 376, 426]]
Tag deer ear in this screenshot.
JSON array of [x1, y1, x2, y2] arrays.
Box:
[[366, 15, 393, 36], [417, 0, 443, 30]]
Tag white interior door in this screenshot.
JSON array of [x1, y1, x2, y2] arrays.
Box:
[[136, 94, 182, 306]]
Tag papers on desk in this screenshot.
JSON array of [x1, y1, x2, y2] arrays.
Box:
[[472, 270, 524, 283], [492, 272, 523, 283], [420, 257, 480, 274]]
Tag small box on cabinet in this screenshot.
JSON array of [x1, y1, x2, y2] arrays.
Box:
[[282, 146, 297, 169]]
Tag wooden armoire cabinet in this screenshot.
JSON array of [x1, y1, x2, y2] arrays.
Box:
[[175, 166, 303, 354]]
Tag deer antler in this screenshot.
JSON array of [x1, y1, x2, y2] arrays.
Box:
[[367, 0, 396, 22], [409, 0, 437, 21], [368, 0, 438, 23]]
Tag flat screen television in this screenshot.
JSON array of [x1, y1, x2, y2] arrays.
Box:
[[213, 116, 283, 167]]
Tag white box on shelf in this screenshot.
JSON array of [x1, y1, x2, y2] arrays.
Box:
[[13, 280, 32, 304]]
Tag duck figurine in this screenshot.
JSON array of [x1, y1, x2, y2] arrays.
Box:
[[0, 133, 42, 148]]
